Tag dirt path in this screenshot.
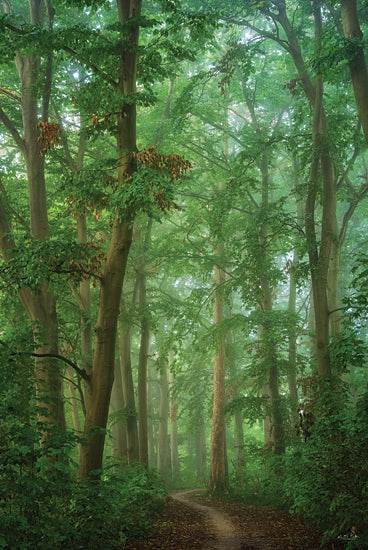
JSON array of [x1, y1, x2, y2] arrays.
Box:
[[170, 490, 243, 550], [123, 489, 329, 549]]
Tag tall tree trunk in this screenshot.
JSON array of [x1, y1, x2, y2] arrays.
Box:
[[288, 163, 303, 414], [137, 279, 150, 466], [195, 418, 207, 485], [119, 319, 139, 463], [305, 83, 334, 376], [169, 367, 180, 482], [288, 250, 299, 424], [79, 0, 141, 478], [137, 221, 152, 467], [275, 1, 337, 378], [110, 358, 127, 460], [147, 367, 157, 466], [157, 359, 170, 479], [210, 242, 227, 492], [0, 0, 65, 434], [79, 220, 133, 478], [66, 366, 81, 434]]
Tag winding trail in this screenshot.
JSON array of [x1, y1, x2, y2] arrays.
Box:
[[170, 490, 243, 550]]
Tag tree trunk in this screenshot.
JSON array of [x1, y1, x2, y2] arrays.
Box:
[[79, 220, 133, 478], [147, 367, 157, 466], [169, 367, 180, 482], [0, 1, 65, 435], [210, 242, 227, 492], [78, 0, 141, 479], [276, 1, 337, 378], [157, 359, 170, 479], [341, 0, 368, 146], [67, 366, 81, 434], [137, 220, 152, 467], [305, 79, 334, 377], [137, 274, 150, 467], [110, 358, 127, 461], [195, 418, 207, 485], [119, 320, 139, 463], [287, 250, 299, 422]]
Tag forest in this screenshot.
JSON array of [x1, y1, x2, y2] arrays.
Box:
[[0, 0, 368, 548]]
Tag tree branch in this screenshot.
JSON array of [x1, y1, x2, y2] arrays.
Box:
[[0, 86, 21, 103], [0, 106, 25, 153], [32, 352, 91, 381]]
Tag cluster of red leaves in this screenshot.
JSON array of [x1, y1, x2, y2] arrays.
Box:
[[132, 146, 192, 183], [132, 146, 192, 213], [36, 122, 62, 156], [66, 195, 103, 220], [92, 112, 116, 126]]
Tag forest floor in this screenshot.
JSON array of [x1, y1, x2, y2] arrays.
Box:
[[122, 489, 348, 550]]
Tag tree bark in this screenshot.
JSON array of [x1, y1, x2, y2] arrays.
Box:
[[157, 359, 170, 479], [274, 1, 338, 377], [110, 358, 128, 461], [169, 366, 180, 482], [341, 0, 368, 146], [119, 319, 139, 463], [210, 242, 227, 492], [136, 220, 152, 467], [79, 220, 133, 477], [66, 366, 81, 434], [137, 269, 150, 467], [78, 0, 141, 479], [195, 418, 207, 485], [0, 0, 65, 434]]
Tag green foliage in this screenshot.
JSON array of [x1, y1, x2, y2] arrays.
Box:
[[229, 436, 287, 508], [0, 352, 166, 549], [70, 464, 165, 549], [329, 327, 367, 373], [283, 379, 368, 547], [344, 253, 368, 321], [0, 235, 104, 293]]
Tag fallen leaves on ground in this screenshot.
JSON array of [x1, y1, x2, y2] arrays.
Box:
[[192, 493, 323, 549], [123, 491, 348, 550], [122, 496, 215, 549]]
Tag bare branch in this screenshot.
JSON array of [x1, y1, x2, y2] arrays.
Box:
[[0, 86, 21, 103], [32, 352, 91, 381]]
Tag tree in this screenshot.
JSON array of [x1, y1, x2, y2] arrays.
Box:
[[0, 0, 66, 435], [341, 0, 368, 145]]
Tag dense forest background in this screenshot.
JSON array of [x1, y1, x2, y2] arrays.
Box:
[[1, 0, 368, 548]]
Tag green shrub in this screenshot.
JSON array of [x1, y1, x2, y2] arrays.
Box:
[[0, 355, 166, 548], [71, 464, 166, 549], [283, 379, 368, 548]]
